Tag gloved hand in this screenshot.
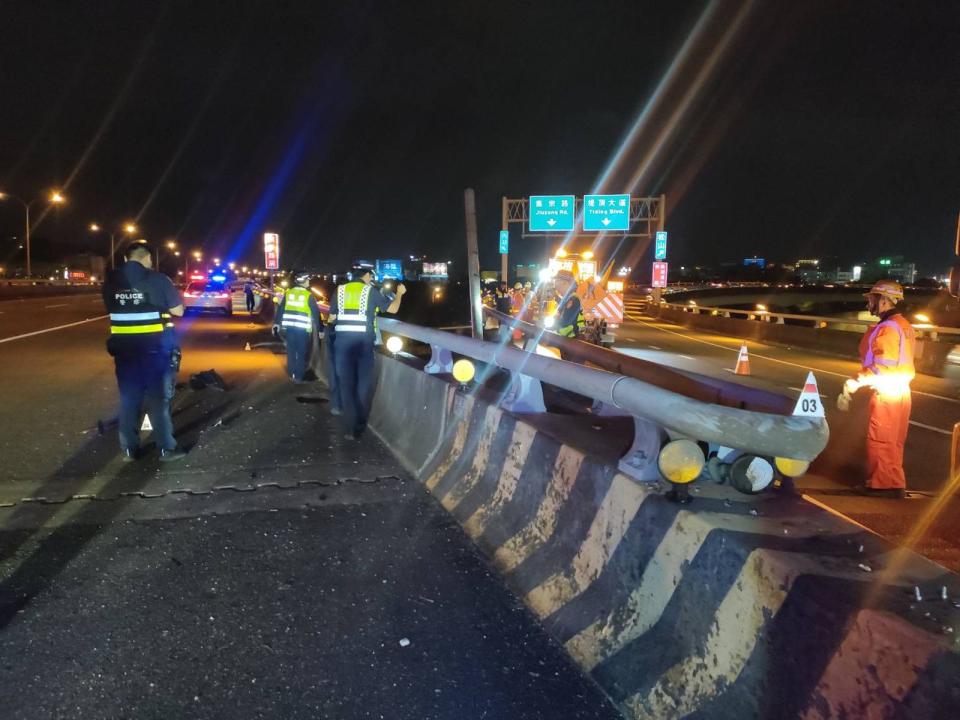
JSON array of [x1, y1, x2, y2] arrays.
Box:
[[836, 391, 851, 412], [843, 378, 860, 396]]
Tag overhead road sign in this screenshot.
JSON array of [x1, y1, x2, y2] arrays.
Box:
[[499, 230, 509, 254], [655, 231, 667, 260], [528, 195, 575, 232], [583, 194, 630, 232]]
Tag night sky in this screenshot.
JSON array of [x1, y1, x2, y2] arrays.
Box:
[[1, 0, 957, 276]]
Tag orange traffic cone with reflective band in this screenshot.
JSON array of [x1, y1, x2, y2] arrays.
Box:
[[734, 343, 751, 375]]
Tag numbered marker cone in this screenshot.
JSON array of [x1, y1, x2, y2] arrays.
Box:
[[793, 372, 825, 418], [734, 343, 751, 376], [140, 414, 153, 432], [244, 342, 252, 351]]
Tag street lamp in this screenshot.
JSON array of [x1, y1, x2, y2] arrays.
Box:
[[0, 190, 65, 278], [90, 221, 138, 270]]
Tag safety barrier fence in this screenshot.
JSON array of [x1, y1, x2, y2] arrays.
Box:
[[659, 300, 960, 340], [378, 318, 829, 486], [360, 337, 960, 720]]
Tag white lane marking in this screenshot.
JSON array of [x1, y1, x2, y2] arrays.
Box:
[[44, 303, 69, 308], [0, 315, 108, 345], [648, 345, 662, 350], [722, 368, 735, 373], [626, 337, 637, 342], [909, 420, 952, 436], [678, 354, 695, 360], [624, 312, 960, 405]]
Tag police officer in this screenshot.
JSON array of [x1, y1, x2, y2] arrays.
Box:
[[102, 241, 186, 462], [553, 269, 586, 338], [273, 272, 322, 382], [328, 266, 405, 438], [837, 280, 915, 498]]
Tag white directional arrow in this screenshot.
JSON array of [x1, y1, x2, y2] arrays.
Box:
[[602, 217, 611, 226], [547, 218, 556, 226]]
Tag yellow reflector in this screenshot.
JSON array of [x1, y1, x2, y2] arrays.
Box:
[[452, 358, 475, 384], [775, 457, 810, 478], [657, 439, 705, 484], [385, 336, 403, 354]]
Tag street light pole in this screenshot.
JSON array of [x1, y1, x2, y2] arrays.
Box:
[[0, 191, 65, 278]]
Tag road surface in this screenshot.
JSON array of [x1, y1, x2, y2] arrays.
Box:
[[0, 292, 617, 719]]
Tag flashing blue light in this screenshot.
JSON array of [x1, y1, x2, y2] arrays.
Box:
[[211, 274, 227, 282]]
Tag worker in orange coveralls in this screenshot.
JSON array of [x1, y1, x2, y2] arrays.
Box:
[[837, 280, 915, 498]]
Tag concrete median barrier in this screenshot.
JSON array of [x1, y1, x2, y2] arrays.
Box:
[[359, 352, 959, 718]]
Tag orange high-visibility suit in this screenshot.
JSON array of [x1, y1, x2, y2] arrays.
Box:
[[855, 313, 916, 489]]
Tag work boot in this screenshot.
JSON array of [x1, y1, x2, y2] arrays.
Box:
[[159, 447, 187, 463], [121, 448, 139, 463]]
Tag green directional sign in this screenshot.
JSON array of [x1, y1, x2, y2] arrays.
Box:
[[529, 195, 575, 232]]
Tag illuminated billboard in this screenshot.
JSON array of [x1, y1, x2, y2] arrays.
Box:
[[376, 259, 403, 280], [263, 233, 280, 270], [421, 262, 448, 278]]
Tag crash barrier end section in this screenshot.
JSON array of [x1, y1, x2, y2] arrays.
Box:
[[368, 352, 960, 720]]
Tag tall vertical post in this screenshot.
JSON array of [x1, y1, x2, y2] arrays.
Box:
[[110, 234, 116, 270], [464, 188, 483, 339], [500, 196, 509, 284], [25, 203, 31, 279], [652, 193, 667, 308]]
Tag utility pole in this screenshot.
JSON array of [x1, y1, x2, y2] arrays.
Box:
[[464, 188, 483, 339], [652, 193, 667, 308], [501, 196, 509, 284]]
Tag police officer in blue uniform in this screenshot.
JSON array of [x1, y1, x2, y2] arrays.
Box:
[[102, 241, 186, 462], [328, 267, 405, 438], [273, 272, 322, 382]]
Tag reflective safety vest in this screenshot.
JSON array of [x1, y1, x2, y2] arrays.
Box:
[[557, 296, 586, 338], [281, 287, 314, 332], [336, 281, 372, 333], [104, 268, 173, 350], [858, 313, 916, 397]]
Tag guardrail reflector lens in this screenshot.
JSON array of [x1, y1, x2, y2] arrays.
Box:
[[775, 457, 810, 478], [657, 439, 705, 484], [386, 336, 403, 354], [452, 359, 475, 384]]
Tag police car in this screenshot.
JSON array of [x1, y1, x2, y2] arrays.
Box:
[[183, 275, 233, 316]]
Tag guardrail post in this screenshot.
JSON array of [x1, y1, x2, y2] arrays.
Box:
[[618, 417, 669, 482], [424, 344, 454, 374], [500, 339, 546, 413]]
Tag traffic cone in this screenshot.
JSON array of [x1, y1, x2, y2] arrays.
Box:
[[734, 343, 751, 375], [244, 342, 252, 351], [792, 371, 824, 418]]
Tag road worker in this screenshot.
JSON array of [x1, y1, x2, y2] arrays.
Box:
[[553, 268, 586, 338], [328, 267, 405, 439], [837, 280, 915, 498], [273, 272, 322, 382], [101, 241, 186, 462]]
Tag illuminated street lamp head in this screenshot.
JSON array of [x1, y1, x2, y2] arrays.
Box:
[[50, 191, 65, 204], [582, 250, 594, 260], [124, 223, 137, 234], [193, 250, 202, 259], [228, 262, 236, 270], [165, 240, 177, 249], [555, 248, 568, 258], [89, 223, 101, 232]]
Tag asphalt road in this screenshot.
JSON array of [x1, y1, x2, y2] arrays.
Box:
[[616, 306, 960, 570], [0, 294, 618, 719]]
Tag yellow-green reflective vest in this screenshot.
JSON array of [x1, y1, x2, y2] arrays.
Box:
[[336, 282, 372, 333], [281, 287, 313, 331]]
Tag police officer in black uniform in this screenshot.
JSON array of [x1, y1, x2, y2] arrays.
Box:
[[102, 241, 186, 462]]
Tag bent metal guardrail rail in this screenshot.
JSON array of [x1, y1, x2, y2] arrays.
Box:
[[482, 306, 793, 415], [378, 317, 829, 465]]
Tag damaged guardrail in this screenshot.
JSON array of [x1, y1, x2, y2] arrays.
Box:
[[379, 317, 829, 495]]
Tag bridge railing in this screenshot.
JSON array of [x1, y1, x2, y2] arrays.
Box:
[[378, 317, 829, 489], [659, 301, 960, 340]]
